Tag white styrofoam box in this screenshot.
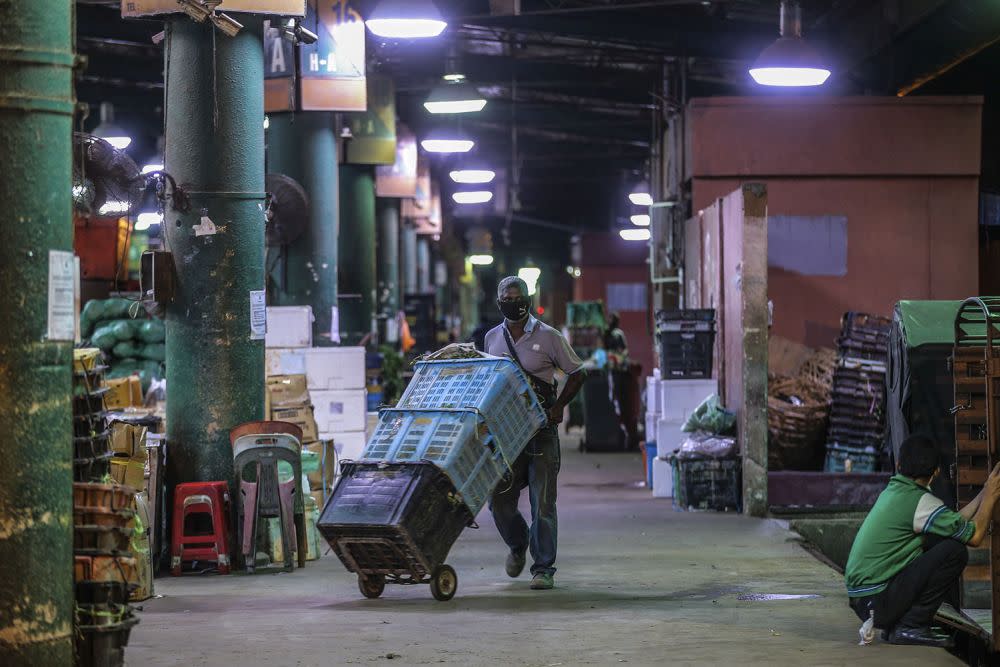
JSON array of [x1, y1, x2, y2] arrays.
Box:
[[656, 418, 687, 458], [311, 389, 367, 433], [265, 348, 306, 376], [645, 412, 658, 444], [652, 456, 673, 498], [303, 346, 365, 390], [646, 376, 663, 415], [659, 378, 718, 422], [321, 430, 367, 462], [266, 306, 313, 349]]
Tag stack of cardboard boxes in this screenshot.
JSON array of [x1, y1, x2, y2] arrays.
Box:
[[264, 306, 367, 508], [109, 421, 148, 492]]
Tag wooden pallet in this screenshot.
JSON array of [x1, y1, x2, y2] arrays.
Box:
[[953, 298, 1000, 652]]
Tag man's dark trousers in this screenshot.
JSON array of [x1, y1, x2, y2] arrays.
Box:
[[850, 536, 968, 631]]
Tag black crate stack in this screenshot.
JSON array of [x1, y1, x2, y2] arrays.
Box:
[[73, 355, 111, 483], [72, 351, 139, 667], [655, 309, 716, 380], [824, 313, 893, 473]]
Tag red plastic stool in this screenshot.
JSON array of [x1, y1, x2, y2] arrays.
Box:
[[170, 481, 232, 575]]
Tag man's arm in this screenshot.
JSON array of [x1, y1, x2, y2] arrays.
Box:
[[960, 487, 985, 521], [968, 462, 1000, 547], [548, 371, 586, 424]]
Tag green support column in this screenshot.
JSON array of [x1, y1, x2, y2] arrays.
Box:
[[401, 221, 418, 295], [338, 165, 376, 345], [0, 1, 75, 663], [163, 17, 265, 486], [417, 237, 431, 294], [267, 113, 339, 345], [376, 198, 400, 315]]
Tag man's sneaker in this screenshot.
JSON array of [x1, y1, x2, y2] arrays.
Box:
[[505, 549, 526, 578], [530, 573, 554, 590]]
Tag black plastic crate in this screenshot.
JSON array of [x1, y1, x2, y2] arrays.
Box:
[[656, 308, 716, 324], [318, 462, 473, 581], [659, 330, 715, 379], [75, 614, 138, 667], [672, 457, 741, 511]]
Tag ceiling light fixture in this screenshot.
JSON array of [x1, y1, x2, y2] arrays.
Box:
[[93, 102, 132, 150], [749, 1, 830, 87], [421, 127, 475, 153], [518, 266, 541, 296], [629, 192, 653, 207], [450, 169, 495, 184], [424, 46, 486, 114], [453, 191, 493, 205], [141, 163, 164, 175], [99, 200, 131, 216], [135, 212, 163, 231], [630, 214, 650, 226], [620, 228, 650, 241], [468, 254, 494, 266], [366, 0, 447, 39]]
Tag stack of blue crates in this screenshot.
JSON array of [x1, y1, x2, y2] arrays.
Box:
[[360, 358, 547, 515]]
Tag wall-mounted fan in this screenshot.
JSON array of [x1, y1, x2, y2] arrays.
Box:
[[265, 173, 309, 247]]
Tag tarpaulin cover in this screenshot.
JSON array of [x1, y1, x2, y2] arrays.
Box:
[[886, 300, 963, 507], [896, 300, 964, 349]]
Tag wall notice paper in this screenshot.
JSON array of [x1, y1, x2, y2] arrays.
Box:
[[250, 290, 267, 340], [48, 250, 76, 342]]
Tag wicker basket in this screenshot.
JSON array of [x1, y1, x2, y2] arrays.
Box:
[[798, 349, 838, 401], [768, 376, 830, 471]]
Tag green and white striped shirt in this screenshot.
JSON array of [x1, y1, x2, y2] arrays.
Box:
[[845, 474, 974, 598]]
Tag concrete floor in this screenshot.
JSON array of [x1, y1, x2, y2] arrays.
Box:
[[128, 434, 961, 666]]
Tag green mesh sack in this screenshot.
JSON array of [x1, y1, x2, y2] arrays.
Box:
[[112, 341, 143, 359], [136, 319, 166, 343], [139, 343, 165, 362]]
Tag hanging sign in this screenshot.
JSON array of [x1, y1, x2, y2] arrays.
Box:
[[402, 156, 431, 220], [345, 75, 396, 165], [375, 124, 418, 198], [264, 19, 296, 112], [123, 0, 305, 17], [300, 0, 366, 112]]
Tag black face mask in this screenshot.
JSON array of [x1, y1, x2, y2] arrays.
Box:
[[498, 297, 531, 322]]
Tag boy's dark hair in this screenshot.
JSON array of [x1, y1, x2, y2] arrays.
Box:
[[898, 434, 941, 479]]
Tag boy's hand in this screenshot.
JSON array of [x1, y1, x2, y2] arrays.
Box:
[[547, 406, 564, 425]]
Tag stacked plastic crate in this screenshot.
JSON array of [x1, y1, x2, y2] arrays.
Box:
[[364, 358, 547, 515], [824, 312, 893, 472], [317, 357, 546, 601]]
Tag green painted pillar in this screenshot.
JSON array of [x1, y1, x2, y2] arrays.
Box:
[[417, 237, 432, 294], [0, 1, 75, 663], [338, 165, 376, 345], [376, 198, 400, 315], [267, 113, 339, 345], [163, 17, 265, 487], [401, 221, 418, 295]]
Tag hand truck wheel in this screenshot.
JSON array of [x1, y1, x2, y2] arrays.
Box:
[[430, 564, 457, 602], [358, 574, 386, 599]]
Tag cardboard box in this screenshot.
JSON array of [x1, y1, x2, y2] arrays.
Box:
[[110, 422, 148, 459], [271, 405, 318, 443], [110, 458, 146, 490], [303, 347, 366, 390], [105, 376, 143, 410], [74, 348, 102, 373], [321, 430, 367, 462], [656, 418, 687, 457], [267, 374, 310, 408], [265, 348, 306, 376], [265, 306, 313, 349], [311, 389, 367, 433]]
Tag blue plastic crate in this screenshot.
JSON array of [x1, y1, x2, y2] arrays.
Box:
[[361, 409, 509, 516], [396, 358, 547, 460]]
